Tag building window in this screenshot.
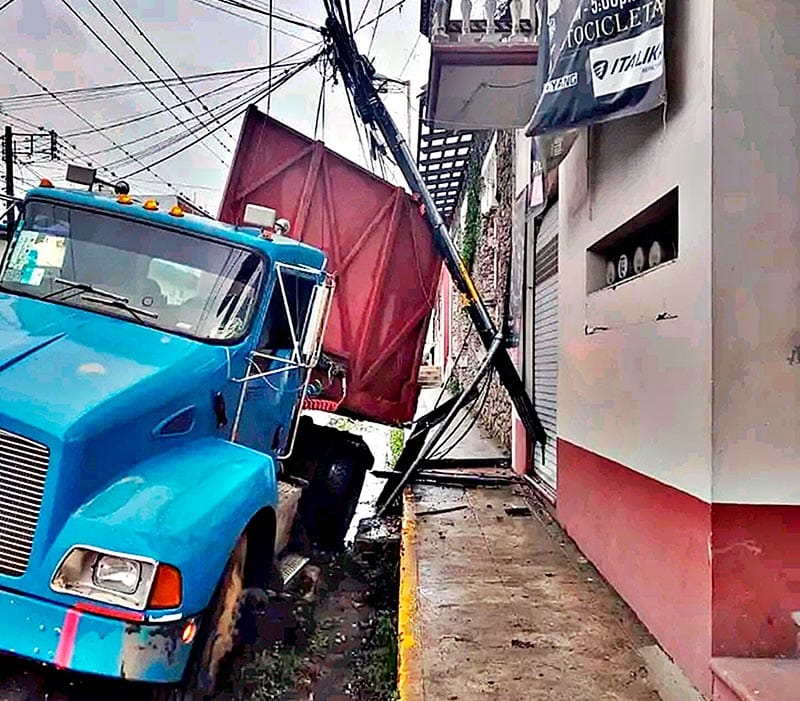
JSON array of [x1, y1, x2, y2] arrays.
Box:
[[586, 188, 678, 293]]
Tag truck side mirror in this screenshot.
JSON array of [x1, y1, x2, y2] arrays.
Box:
[[300, 280, 334, 366]]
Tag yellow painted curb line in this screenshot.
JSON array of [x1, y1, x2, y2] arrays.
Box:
[[398, 488, 423, 701]]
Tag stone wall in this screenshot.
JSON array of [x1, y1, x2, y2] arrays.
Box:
[[449, 131, 514, 451]]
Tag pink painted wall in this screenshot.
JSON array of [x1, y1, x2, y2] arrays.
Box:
[[712, 505, 800, 658], [557, 439, 713, 694]]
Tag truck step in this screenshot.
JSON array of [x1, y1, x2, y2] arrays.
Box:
[[277, 552, 310, 586]]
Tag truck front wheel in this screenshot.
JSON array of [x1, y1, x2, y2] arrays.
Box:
[[152, 535, 247, 700]]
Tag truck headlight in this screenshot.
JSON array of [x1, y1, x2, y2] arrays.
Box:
[[52, 547, 180, 611], [93, 554, 142, 595]]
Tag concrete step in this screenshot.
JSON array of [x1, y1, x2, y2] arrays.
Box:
[[711, 657, 800, 701]]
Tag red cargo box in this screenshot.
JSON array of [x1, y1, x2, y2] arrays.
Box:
[[219, 107, 441, 426]]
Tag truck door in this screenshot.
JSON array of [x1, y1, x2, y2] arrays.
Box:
[[233, 265, 327, 457]]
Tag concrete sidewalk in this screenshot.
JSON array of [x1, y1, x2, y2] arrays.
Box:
[[399, 480, 662, 701]]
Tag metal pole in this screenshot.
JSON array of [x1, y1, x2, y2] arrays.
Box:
[[324, 17, 547, 450], [4, 126, 14, 242], [376, 335, 503, 516]]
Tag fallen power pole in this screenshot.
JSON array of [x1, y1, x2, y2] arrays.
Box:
[[320, 2, 547, 512]]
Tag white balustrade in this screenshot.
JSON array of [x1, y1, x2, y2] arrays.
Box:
[[430, 0, 540, 44]]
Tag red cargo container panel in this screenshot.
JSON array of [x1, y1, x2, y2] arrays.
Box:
[[219, 107, 442, 425]]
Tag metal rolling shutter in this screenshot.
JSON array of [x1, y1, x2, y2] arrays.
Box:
[[534, 205, 559, 492]]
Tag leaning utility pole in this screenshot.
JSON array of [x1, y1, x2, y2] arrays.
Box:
[[321, 2, 547, 511]]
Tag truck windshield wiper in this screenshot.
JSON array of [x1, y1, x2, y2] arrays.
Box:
[[43, 278, 129, 302], [81, 295, 159, 321]]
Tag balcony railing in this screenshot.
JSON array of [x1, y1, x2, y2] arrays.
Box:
[[428, 0, 540, 44]]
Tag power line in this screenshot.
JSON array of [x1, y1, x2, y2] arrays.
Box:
[[358, 0, 404, 30], [367, 0, 386, 55], [0, 63, 281, 108], [109, 0, 237, 142], [64, 43, 319, 138], [0, 0, 18, 12], [88, 63, 297, 163], [354, 0, 372, 31], [267, 0, 274, 115], [61, 0, 230, 165], [66, 66, 272, 140], [0, 50, 177, 187], [399, 33, 422, 77], [190, 0, 314, 43], [118, 52, 320, 178], [196, 0, 320, 31]]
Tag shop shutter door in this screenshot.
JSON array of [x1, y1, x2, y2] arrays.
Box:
[[534, 205, 559, 491]]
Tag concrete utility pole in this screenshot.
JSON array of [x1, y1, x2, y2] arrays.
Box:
[[3, 126, 13, 242]]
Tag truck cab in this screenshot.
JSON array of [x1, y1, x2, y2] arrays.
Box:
[[0, 180, 366, 697]]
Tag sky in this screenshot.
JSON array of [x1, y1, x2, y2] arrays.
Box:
[[0, 0, 430, 215]]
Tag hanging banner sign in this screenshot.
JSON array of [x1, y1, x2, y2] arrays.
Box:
[[526, 0, 666, 171]]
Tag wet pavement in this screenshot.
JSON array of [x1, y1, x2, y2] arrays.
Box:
[[404, 481, 661, 701]]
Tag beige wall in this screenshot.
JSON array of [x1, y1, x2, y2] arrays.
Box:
[[558, 0, 715, 500], [711, 0, 800, 504]]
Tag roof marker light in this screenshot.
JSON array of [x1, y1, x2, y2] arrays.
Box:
[[117, 194, 134, 205], [143, 199, 159, 211], [168, 205, 184, 218], [39, 178, 54, 188]]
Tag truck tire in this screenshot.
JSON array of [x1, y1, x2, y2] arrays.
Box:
[[150, 536, 247, 701], [300, 432, 372, 551]]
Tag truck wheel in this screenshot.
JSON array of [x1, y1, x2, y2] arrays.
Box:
[[152, 536, 247, 701], [300, 434, 371, 551], [313, 456, 367, 551]]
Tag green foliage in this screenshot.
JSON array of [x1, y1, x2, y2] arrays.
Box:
[[359, 612, 399, 701], [461, 159, 482, 273], [445, 375, 461, 395], [330, 415, 356, 432], [387, 428, 405, 469]]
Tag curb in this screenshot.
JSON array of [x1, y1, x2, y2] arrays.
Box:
[[398, 488, 423, 701]]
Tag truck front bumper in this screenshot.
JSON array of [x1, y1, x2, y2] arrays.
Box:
[[0, 586, 196, 683]]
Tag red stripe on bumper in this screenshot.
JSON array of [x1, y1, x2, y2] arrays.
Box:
[[54, 609, 81, 669], [74, 601, 145, 622]]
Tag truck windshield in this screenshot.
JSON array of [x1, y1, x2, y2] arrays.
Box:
[[0, 200, 264, 342]]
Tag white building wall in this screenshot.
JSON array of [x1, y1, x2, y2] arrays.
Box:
[[711, 0, 800, 505], [514, 128, 531, 200], [558, 0, 715, 501]]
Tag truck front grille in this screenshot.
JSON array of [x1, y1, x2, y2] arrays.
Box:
[[0, 429, 50, 577]]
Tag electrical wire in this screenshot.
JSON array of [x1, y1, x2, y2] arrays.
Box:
[[198, 0, 320, 31], [314, 74, 326, 139], [100, 64, 298, 167], [61, 0, 229, 166], [354, 0, 372, 31], [398, 33, 422, 77], [61, 43, 320, 137], [64, 66, 272, 139], [117, 52, 320, 177], [77, 67, 279, 158], [342, 75, 372, 170], [109, 0, 237, 142], [358, 0, 404, 30], [190, 0, 314, 43], [366, 0, 385, 56], [429, 366, 494, 459], [0, 51, 177, 186], [0, 0, 17, 11], [267, 0, 274, 115], [0, 64, 281, 109]]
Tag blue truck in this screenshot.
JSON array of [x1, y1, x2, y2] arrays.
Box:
[[0, 175, 374, 699]]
